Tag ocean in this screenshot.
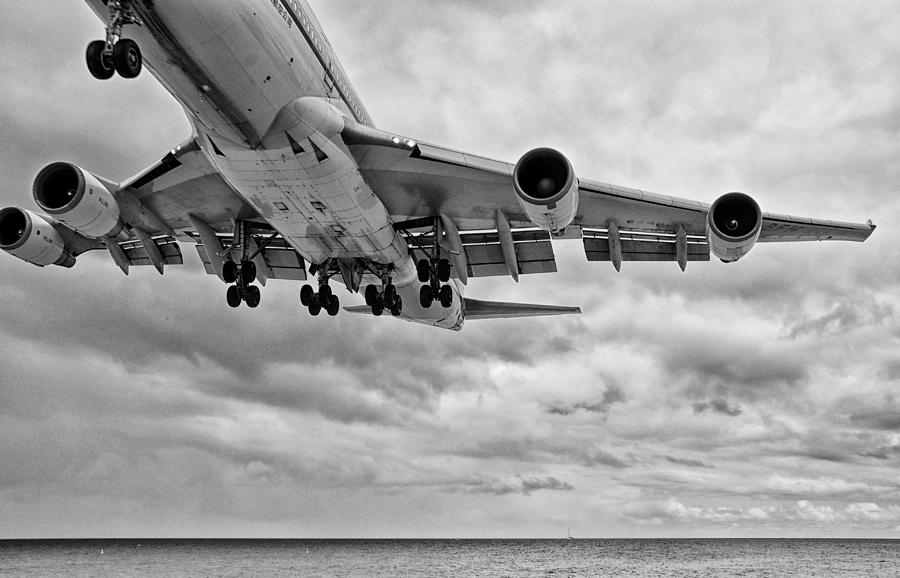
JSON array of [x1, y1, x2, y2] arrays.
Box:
[[0, 539, 897, 577]]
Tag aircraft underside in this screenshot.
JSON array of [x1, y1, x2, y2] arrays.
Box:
[[0, 0, 874, 330]]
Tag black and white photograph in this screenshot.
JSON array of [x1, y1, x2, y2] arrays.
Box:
[[0, 0, 897, 575]]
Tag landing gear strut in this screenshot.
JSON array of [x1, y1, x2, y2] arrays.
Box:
[[86, 1, 143, 80]]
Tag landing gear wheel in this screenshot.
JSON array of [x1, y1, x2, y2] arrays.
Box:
[[226, 285, 242, 308], [390, 296, 403, 317], [326, 295, 340, 317], [382, 284, 397, 308], [372, 305, 384, 317], [86, 40, 114, 80], [420, 285, 434, 308], [416, 259, 431, 283], [437, 259, 452, 283], [300, 284, 314, 307], [318, 284, 332, 304], [240, 260, 257, 285], [308, 302, 322, 316], [245, 285, 261, 308], [364, 284, 379, 307], [223, 261, 238, 284], [439, 284, 453, 308], [113, 38, 142, 79]]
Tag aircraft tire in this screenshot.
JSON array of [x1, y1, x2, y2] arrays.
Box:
[[364, 284, 378, 307], [223, 261, 238, 284], [419, 285, 433, 308], [113, 38, 142, 79], [437, 259, 452, 283], [308, 302, 322, 316], [86, 40, 115, 80], [390, 296, 403, 317], [326, 295, 340, 316], [372, 305, 384, 317], [439, 284, 453, 308], [226, 285, 242, 308], [416, 259, 430, 283], [318, 284, 332, 304], [300, 284, 314, 306], [241, 260, 257, 284], [382, 284, 397, 308], [245, 285, 261, 308]]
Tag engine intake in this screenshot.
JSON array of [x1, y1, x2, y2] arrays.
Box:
[[33, 162, 125, 239], [513, 148, 579, 233], [707, 192, 763, 262], [0, 207, 75, 267]]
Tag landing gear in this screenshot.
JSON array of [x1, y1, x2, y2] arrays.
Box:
[[225, 279, 260, 309], [223, 222, 263, 309], [416, 255, 454, 310], [299, 261, 341, 317], [87, 1, 143, 80], [363, 277, 402, 317]]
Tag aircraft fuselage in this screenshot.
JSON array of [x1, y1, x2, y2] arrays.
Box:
[[82, 0, 465, 328]]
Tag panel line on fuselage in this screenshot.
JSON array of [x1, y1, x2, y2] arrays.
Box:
[[277, 0, 373, 127]]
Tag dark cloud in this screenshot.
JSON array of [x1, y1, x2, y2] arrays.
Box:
[[464, 476, 574, 497], [693, 399, 742, 417], [664, 456, 712, 469]]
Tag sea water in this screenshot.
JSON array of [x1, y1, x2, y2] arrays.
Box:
[[0, 539, 898, 577]]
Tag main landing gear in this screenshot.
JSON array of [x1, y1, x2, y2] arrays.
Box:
[[86, 1, 143, 80], [364, 278, 403, 317], [223, 221, 263, 309], [299, 260, 341, 317], [417, 257, 454, 309], [224, 259, 260, 308]]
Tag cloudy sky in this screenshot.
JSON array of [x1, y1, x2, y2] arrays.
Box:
[[1, 0, 899, 538]]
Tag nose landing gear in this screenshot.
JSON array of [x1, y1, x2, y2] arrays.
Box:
[[86, 1, 143, 80]]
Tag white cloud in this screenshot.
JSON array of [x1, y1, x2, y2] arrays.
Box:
[[0, 0, 898, 538]]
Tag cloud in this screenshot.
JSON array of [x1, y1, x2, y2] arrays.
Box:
[[460, 476, 574, 497], [693, 399, 743, 417], [1, 0, 899, 538]]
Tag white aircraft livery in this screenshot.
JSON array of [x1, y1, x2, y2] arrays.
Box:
[[0, 0, 876, 330]]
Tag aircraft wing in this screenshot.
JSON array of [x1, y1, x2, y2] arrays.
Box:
[[82, 137, 307, 279], [344, 124, 874, 276]]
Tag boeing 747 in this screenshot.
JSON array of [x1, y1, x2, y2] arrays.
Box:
[[0, 0, 875, 330]]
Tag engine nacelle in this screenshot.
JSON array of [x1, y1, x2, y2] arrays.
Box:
[[513, 148, 579, 233], [707, 192, 763, 262], [0, 207, 75, 267], [33, 162, 125, 239]]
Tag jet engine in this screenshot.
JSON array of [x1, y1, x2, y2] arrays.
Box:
[[32, 162, 125, 240], [513, 148, 579, 233], [0, 207, 75, 267], [707, 192, 763, 262]]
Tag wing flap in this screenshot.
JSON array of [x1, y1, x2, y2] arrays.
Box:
[[118, 236, 184, 267], [582, 228, 710, 263], [194, 234, 307, 281], [404, 228, 557, 279]]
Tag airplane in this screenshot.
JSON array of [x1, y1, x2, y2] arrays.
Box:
[[0, 0, 876, 331]]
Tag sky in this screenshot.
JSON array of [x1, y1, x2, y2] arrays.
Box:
[[0, 0, 899, 538]]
